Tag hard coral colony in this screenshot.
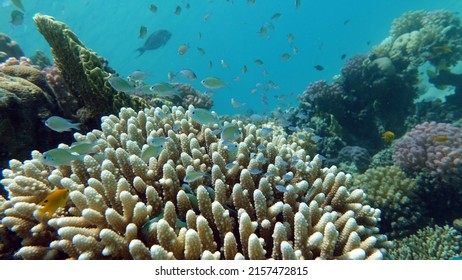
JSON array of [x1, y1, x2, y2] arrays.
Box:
[[0, 106, 392, 259], [1, 5, 462, 261]]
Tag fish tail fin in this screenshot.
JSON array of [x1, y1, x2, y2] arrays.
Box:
[[135, 48, 145, 57], [71, 123, 81, 131]]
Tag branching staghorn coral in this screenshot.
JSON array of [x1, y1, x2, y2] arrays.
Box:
[[387, 225, 462, 260], [0, 105, 392, 259]]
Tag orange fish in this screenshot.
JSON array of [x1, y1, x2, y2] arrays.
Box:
[[37, 189, 70, 217]]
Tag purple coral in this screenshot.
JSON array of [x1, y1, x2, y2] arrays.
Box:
[[393, 122, 462, 184], [300, 80, 344, 110], [341, 54, 367, 88]]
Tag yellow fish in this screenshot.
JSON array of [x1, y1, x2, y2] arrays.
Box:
[[37, 189, 70, 217], [382, 131, 395, 142], [432, 135, 449, 142], [432, 45, 452, 54]]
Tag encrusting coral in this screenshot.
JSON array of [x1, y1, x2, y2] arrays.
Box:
[[0, 105, 392, 259]]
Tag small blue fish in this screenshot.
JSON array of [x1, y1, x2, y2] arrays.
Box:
[[225, 161, 237, 169], [128, 70, 149, 82], [211, 129, 222, 135], [282, 173, 293, 180], [257, 144, 266, 151], [191, 108, 220, 126], [184, 171, 210, 183], [150, 83, 181, 98], [39, 148, 84, 167], [70, 141, 98, 155], [205, 186, 215, 201], [227, 144, 238, 151], [295, 112, 307, 118], [277, 118, 291, 127], [155, 111, 169, 119], [178, 69, 197, 80], [275, 185, 288, 192], [249, 168, 262, 175], [186, 193, 199, 209], [149, 137, 172, 146], [317, 154, 327, 160], [182, 184, 192, 193], [221, 123, 241, 145], [261, 127, 273, 137], [264, 171, 274, 177], [311, 135, 323, 142], [108, 76, 135, 93], [281, 160, 288, 167], [257, 155, 268, 164], [172, 124, 181, 132], [288, 126, 300, 132], [201, 77, 228, 89], [45, 116, 80, 132], [249, 114, 264, 123], [297, 135, 308, 140], [141, 144, 165, 162]]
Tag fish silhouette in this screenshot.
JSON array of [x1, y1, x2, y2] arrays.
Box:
[[136, 29, 172, 56]]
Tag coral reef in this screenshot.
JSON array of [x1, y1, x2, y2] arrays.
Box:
[[173, 83, 214, 110], [0, 33, 24, 63], [393, 121, 462, 185], [427, 69, 462, 106], [141, 83, 214, 111], [387, 225, 462, 260], [334, 146, 371, 174], [296, 52, 416, 155], [353, 166, 425, 238], [0, 105, 392, 259], [369, 147, 393, 168], [33, 14, 147, 127], [292, 9, 462, 159], [373, 10, 462, 72], [0, 57, 78, 176], [0, 71, 70, 178]]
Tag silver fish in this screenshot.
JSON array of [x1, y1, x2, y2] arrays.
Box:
[[45, 116, 80, 132], [183, 171, 210, 183], [108, 77, 135, 93]]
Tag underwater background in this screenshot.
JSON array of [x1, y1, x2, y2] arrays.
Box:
[[1, 0, 461, 115], [1, 0, 462, 260]]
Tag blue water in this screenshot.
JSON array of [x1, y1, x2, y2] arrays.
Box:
[[1, 0, 461, 115]]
